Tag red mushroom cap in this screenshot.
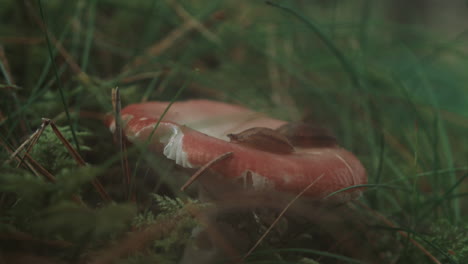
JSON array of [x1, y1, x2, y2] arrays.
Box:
[[109, 100, 367, 201]]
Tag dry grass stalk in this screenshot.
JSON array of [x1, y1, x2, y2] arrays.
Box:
[[112, 88, 132, 201]]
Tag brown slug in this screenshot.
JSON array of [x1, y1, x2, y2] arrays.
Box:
[[227, 127, 294, 154], [275, 122, 337, 148]]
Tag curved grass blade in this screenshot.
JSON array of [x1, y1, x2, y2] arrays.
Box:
[[265, 1, 361, 91], [417, 172, 468, 223], [323, 183, 412, 200]]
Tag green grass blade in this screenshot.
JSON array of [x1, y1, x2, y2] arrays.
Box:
[[128, 74, 192, 199], [266, 1, 361, 91], [37, 0, 80, 152], [80, 0, 97, 72]]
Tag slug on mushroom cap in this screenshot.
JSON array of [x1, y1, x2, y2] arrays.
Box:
[[108, 99, 367, 201]]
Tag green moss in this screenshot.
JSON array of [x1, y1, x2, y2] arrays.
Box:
[[129, 195, 198, 262], [427, 220, 468, 263], [29, 125, 90, 174]]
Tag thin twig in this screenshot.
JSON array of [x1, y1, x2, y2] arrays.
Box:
[[23, 152, 83, 204], [0, 138, 41, 178], [2, 135, 84, 205], [22, 122, 47, 162], [242, 173, 325, 260], [23, 153, 56, 182], [7, 118, 110, 202], [5, 125, 41, 166], [180, 152, 233, 191], [48, 119, 111, 201], [47, 119, 86, 166]]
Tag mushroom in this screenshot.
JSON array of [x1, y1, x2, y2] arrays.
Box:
[[108, 99, 367, 201]]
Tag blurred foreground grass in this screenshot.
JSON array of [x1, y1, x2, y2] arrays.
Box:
[[1, 0, 467, 263]]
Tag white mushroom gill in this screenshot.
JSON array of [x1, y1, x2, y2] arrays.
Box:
[[132, 123, 194, 169], [162, 125, 194, 168]]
